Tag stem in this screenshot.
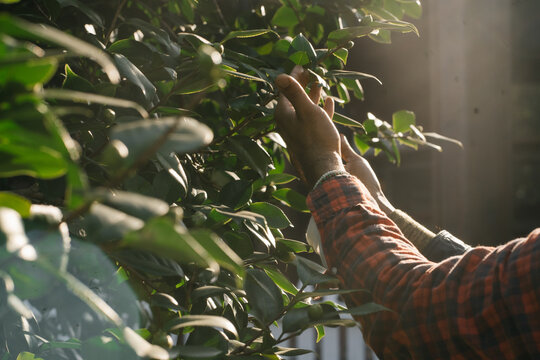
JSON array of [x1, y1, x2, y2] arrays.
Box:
[[212, 94, 279, 145], [213, 0, 229, 29], [317, 45, 346, 65], [231, 284, 308, 355], [284, 0, 307, 34], [105, 0, 128, 46]]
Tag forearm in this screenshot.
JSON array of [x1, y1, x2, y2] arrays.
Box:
[[307, 175, 540, 357], [388, 209, 471, 261]]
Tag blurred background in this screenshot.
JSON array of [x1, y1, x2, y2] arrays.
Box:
[[286, 1, 539, 358], [345, 0, 540, 246]]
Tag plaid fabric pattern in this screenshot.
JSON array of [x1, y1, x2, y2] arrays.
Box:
[[307, 174, 540, 359]]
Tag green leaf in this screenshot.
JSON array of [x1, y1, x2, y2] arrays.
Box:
[[108, 39, 154, 62], [423, 132, 464, 148], [94, 189, 169, 221], [274, 347, 312, 356], [122, 327, 170, 359], [282, 307, 310, 333], [327, 20, 418, 46], [288, 51, 309, 66], [403, 1, 423, 19], [0, 57, 57, 87], [369, 29, 392, 44], [263, 266, 298, 295], [191, 285, 229, 302], [271, 6, 299, 28], [16, 353, 43, 360], [341, 78, 364, 100], [290, 33, 317, 64], [277, 238, 310, 253], [248, 202, 291, 229], [122, 218, 218, 273], [333, 112, 365, 129], [171, 346, 224, 359], [156, 152, 188, 199], [166, 315, 238, 337], [125, 18, 181, 58], [222, 231, 253, 259], [296, 257, 338, 286], [41, 89, 148, 118], [79, 203, 145, 243], [333, 48, 348, 64], [336, 82, 350, 103], [296, 288, 368, 301], [223, 69, 268, 83], [327, 70, 382, 85], [220, 180, 252, 210], [392, 110, 416, 133], [57, 0, 105, 29], [265, 173, 297, 185], [111, 117, 213, 164], [339, 302, 390, 316], [315, 324, 325, 342], [353, 134, 371, 155], [113, 53, 157, 106], [227, 136, 272, 178], [391, 138, 401, 166], [0, 144, 67, 179], [190, 229, 245, 277], [0, 15, 119, 83], [244, 268, 284, 324], [221, 29, 278, 43], [271, 188, 308, 212], [0, 192, 31, 217], [113, 250, 185, 277]]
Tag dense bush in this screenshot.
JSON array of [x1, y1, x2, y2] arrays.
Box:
[[0, 0, 450, 358]]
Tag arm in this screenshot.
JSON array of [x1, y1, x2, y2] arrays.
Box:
[[308, 175, 540, 358], [274, 68, 540, 358], [340, 135, 471, 261]]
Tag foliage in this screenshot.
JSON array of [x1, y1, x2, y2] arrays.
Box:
[[0, 0, 445, 358]]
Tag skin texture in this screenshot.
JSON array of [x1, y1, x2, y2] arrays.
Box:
[[340, 134, 395, 214], [274, 66, 344, 187], [274, 66, 395, 215]]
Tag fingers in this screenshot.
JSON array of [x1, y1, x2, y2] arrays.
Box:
[[309, 83, 322, 104], [276, 74, 314, 116], [340, 134, 357, 162], [324, 97, 334, 119], [290, 65, 310, 88]]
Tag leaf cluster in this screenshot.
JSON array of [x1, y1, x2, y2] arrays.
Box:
[[0, 0, 450, 358]]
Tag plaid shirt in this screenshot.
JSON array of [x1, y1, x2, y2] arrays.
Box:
[[307, 174, 540, 359]]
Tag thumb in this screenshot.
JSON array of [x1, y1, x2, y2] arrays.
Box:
[[275, 74, 313, 114], [340, 134, 357, 161]]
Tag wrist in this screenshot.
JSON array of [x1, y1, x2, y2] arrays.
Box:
[[302, 152, 345, 187]]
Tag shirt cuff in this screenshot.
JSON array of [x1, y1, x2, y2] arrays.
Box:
[[307, 174, 381, 225]]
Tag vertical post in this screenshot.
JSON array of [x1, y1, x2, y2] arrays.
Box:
[[429, 0, 512, 244], [428, 0, 469, 239]]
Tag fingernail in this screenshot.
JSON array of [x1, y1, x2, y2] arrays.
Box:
[[276, 75, 290, 89]]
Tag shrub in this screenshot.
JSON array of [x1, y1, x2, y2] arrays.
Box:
[[0, 0, 446, 358]]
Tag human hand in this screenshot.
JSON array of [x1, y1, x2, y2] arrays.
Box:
[[340, 134, 395, 214], [274, 66, 344, 186]]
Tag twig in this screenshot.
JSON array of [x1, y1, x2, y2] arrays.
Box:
[[63, 93, 206, 223], [284, 0, 307, 34], [105, 0, 128, 46], [213, 0, 229, 29], [231, 284, 308, 355], [212, 94, 279, 145]]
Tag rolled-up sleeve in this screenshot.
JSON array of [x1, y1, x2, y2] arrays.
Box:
[[307, 174, 540, 359]]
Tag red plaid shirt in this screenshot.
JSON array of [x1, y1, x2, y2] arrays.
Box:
[[307, 175, 540, 359]]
